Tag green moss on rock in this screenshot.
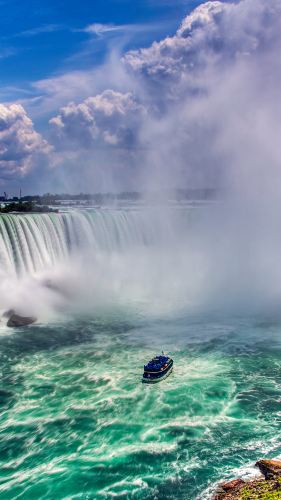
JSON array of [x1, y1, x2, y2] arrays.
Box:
[[241, 479, 281, 499], [214, 460, 281, 499]]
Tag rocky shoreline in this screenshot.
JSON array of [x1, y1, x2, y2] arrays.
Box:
[[214, 459, 281, 499]]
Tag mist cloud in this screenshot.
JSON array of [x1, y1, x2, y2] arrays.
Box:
[[43, 0, 281, 192]]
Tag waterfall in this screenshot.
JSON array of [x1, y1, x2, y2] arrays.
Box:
[[0, 209, 182, 276]]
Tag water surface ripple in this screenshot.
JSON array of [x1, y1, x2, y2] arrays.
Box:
[[0, 316, 281, 499]]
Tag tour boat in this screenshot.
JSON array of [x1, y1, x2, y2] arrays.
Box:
[[142, 354, 173, 383]]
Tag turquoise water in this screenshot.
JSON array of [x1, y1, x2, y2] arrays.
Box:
[[0, 208, 281, 499], [1, 312, 281, 499]]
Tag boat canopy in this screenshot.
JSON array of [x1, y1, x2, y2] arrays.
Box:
[[144, 355, 169, 372]]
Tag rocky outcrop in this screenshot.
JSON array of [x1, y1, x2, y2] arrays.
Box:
[[7, 314, 37, 327], [255, 459, 281, 480], [214, 479, 246, 499], [214, 459, 281, 499]]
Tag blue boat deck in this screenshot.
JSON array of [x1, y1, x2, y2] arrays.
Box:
[[142, 355, 173, 383]]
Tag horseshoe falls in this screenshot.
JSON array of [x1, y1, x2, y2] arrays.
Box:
[[0, 210, 168, 275], [0, 208, 281, 500]]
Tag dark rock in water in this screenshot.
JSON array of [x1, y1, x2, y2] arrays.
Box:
[[2, 309, 15, 318], [7, 314, 37, 327], [255, 459, 281, 479]]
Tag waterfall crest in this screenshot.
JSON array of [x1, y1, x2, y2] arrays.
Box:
[[0, 209, 174, 276]]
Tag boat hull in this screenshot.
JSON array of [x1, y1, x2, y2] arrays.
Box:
[[142, 365, 173, 384]]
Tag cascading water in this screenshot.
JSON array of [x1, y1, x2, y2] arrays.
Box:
[[0, 205, 279, 319], [0, 208, 197, 320], [0, 209, 182, 276]]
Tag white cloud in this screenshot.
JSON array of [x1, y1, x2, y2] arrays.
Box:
[[82, 23, 127, 37], [123, 1, 228, 81], [0, 103, 51, 179], [117, 0, 281, 190], [123, 0, 281, 101], [49, 90, 146, 149], [29, 54, 132, 117], [43, 0, 281, 193], [177, 1, 223, 36]]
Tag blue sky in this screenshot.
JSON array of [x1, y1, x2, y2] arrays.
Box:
[[0, 0, 207, 194], [0, 0, 201, 101], [0, 0, 279, 195]]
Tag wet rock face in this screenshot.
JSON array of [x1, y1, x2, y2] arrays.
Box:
[[255, 459, 281, 480], [7, 314, 37, 327]]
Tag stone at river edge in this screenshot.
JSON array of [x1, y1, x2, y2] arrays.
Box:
[[214, 459, 281, 499], [7, 314, 37, 327]]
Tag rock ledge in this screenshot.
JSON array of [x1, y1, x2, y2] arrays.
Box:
[[214, 459, 281, 499]]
